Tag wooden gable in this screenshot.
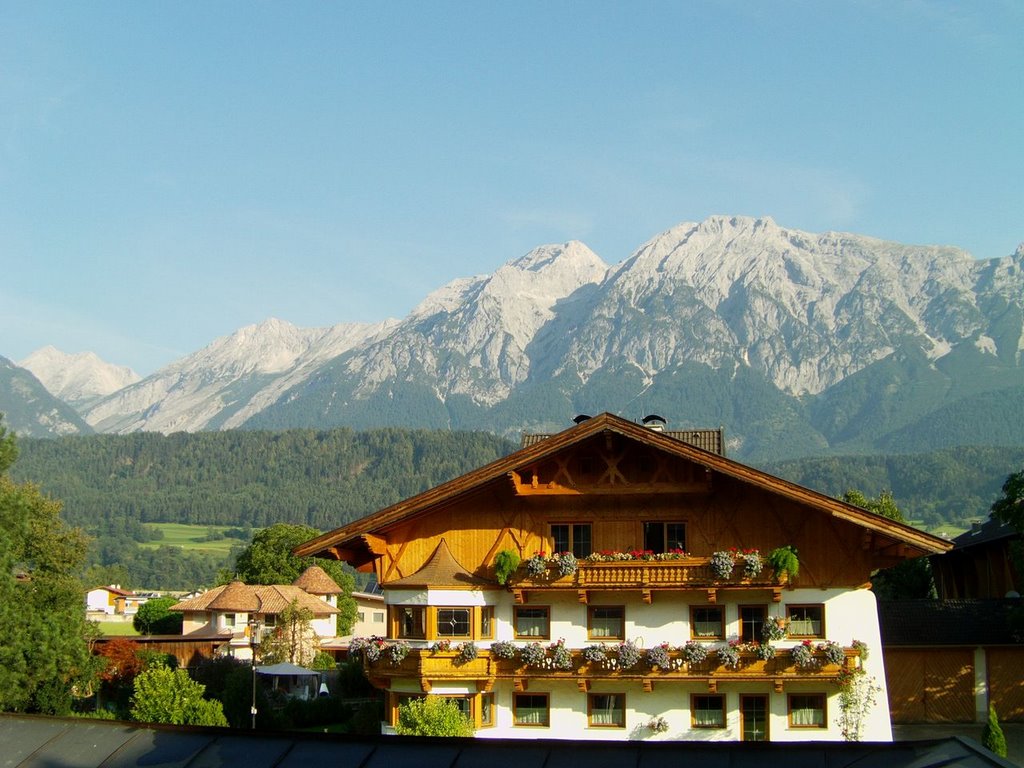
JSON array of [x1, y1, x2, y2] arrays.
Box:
[[296, 413, 951, 587]]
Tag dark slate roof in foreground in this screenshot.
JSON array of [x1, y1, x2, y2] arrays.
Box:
[[879, 599, 1022, 646], [1, 713, 1015, 768]]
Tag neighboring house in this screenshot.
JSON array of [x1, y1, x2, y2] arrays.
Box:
[[296, 412, 950, 742], [86, 585, 136, 616], [931, 516, 1021, 600], [170, 566, 342, 661], [349, 590, 387, 639], [878, 515, 1024, 724], [880, 599, 1024, 724]]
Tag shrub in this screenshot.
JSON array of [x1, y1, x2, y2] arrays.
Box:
[[983, 704, 1008, 757], [395, 695, 474, 737]]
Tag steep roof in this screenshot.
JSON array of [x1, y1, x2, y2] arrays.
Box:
[[295, 412, 951, 562], [386, 539, 491, 589], [171, 583, 339, 616], [291, 565, 343, 595]]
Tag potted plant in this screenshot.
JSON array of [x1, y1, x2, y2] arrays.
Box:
[[489, 640, 517, 660], [525, 552, 548, 578], [647, 715, 669, 734], [710, 550, 735, 579], [430, 639, 452, 653], [819, 640, 845, 666], [456, 641, 478, 664], [717, 640, 742, 669], [582, 644, 608, 664], [762, 615, 787, 642], [767, 545, 800, 581], [387, 640, 410, 665], [549, 638, 573, 670], [646, 642, 672, 670], [494, 549, 521, 585], [790, 639, 816, 668], [616, 639, 642, 670], [751, 641, 775, 661], [519, 642, 547, 668], [741, 548, 763, 578], [681, 641, 709, 665], [552, 551, 578, 577]]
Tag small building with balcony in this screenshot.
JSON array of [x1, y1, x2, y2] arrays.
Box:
[[296, 413, 950, 742]]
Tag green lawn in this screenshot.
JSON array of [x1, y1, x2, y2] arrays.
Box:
[[96, 621, 140, 637], [138, 523, 250, 557]]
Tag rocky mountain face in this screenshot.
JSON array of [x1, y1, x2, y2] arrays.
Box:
[[0, 357, 93, 438], [12, 216, 1023, 461], [19, 346, 140, 410]]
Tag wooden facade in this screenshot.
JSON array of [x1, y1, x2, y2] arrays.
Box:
[[299, 413, 951, 741]]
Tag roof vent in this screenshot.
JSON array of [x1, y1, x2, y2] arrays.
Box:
[[573, 414, 592, 424], [641, 414, 667, 431]]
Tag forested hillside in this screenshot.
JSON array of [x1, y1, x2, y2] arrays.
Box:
[[10, 428, 515, 589], [9, 427, 1019, 589]]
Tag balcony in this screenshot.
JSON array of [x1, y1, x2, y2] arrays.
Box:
[[507, 557, 789, 604], [362, 646, 859, 693]]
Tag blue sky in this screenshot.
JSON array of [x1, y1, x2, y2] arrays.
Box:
[[1, 1, 1021, 375]]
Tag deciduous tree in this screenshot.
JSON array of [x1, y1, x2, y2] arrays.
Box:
[[133, 596, 184, 635], [0, 418, 100, 714]]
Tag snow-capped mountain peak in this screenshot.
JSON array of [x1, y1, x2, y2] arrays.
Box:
[[19, 346, 141, 409]]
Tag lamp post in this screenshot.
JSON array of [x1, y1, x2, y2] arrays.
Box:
[[249, 618, 262, 729]]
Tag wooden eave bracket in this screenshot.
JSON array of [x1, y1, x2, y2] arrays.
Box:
[[513, 589, 526, 605], [361, 533, 388, 556], [641, 589, 653, 604], [771, 587, 783, 603], [419, 678, 432, 693], [577, 679, 590, 693], [577, 590, 589, 604], [773, 678, 784, 693], [706, 588, 718, 604], [477, 679, 495, 692], [368, 676, 389, 690], [514, 677, 527, 692], [707, 679, 718, 693], [642, 678, 654, 693]]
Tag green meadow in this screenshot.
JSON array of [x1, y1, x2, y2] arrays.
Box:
[[138, 523, 249, 558]]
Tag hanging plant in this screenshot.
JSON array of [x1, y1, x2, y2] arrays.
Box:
[[767, 545, 800, 581], [742, 549, 763, 578], [716, 641, 742, 669], [494, 549, 521, 585], [819, 640, 846, 666], [646, 642, 672, 669], [549, 638, 573, 670], [525, 552, 548, 578], [762, 616, 787, 642], [519, 642, 547, 668], [710, 550, 735, 579], [616, 639, 642, 670], [456, 642, 478, 664], [582, 644, 609, 664], [552, 551, 578, 577], [681, 641, 709, 665]]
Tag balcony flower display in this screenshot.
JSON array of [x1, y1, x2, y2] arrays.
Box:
[[762, 616, 787, 642], [584, 548, 689, 562], [748, 641, 776, 661], [456, 642, 478, 663], [519, 642, 547, 668], [852, 639, 869, 661], [681, 640, 709, 665], [525, 552, 548, 578], [489, 640, 517, 659], [551, 551, 578, 577], [646, 642, 672, 670], [549, 638, 573, 670], [429, 639, 452, 653], [386, 640, 410, 665], [791, 639, 816, 668], [717, 640, 742, 669], [582, 644, 609, 664], [349, 635, 387, 663], [819, 640, 846, 666], [742, 549, 763, 577], [710, 550, 735, 579], [616, 639, 642, 670]]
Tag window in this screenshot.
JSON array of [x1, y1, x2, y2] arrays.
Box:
[[740, 605, 767, 643], [480, 606, 494, 639], [588, 605, 625, 640], [436, 608, 472, 638], [223, 613, 236, 628], [514, 606, 550, 639], [357, 611, 366, 623], [788, 694, 826, 727], [588, 693, 625, 728], [787, 605, 824, 638], [551, 523, 592, 557], [480, 692, 495, 728], [393, 606, 426, 639], [513, 693, 549, 727], [691, 694, 725, 728], [691, 605, 724, 639], [262, 614, 277, 629], [643, 521, 686, 552], [373, 611, 385, 623]]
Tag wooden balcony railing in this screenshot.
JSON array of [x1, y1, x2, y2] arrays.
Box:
[[363, 647, 859, 693], [508, 558, 788, 603]]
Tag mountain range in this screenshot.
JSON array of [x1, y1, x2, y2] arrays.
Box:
[[6, 215, 1023, 462]]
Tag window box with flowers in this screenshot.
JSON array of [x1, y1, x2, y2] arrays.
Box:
[[818, 640, 846, 666], [551, 552, 578, 577], [490, 640, 517, 660], [710, 550, 735, 579], [616, 639, 642, 670], [682, 640, 709, 666], [717, 640, 742, 669], [549, 638, 573, 670], [525, 552, 549, 579], [519, 642, 547, 668], [456, 641, 478, 664], [582, 644, 610, 666], [645, 642, 672, 670], [790, 639, 817, 668]]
